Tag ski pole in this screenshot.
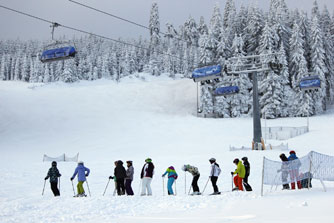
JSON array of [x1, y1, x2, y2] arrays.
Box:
[[138, 179, 142, 195], [42, 180, 46, 196], [103, 179, 110, 196], [184, 171, 186, 194], [71, 180, 76, 196], [231, 174, 234, 191], [188, 184, 192, 195], [202, 177, 210, 194], [58, 177, 60, 192], [174, 180, 177, 195], [162, 177, 165, 196], [86, 179, 91, 197], [113, 181, 117, 196]]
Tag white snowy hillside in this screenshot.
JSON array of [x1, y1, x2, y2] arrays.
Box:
[[1, 75, 334, 223]]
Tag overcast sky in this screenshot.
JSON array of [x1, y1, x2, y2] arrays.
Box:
[[0, 0, 334, 41]]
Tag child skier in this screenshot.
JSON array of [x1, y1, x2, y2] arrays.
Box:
[[231, 158, 245, 191], [140, 158, 154, 196], [209, 158, 221, 195], [114, 160, 126, 195], [70, 161, 90, 197], [44, 161, 61, 196], [162, 166, 178, 195], [241, 157, 252, 191], [288, 150, 302, 189], [182, 164, 201, 195], [125, 160, 134, 195], [278, 153, 290, 190]]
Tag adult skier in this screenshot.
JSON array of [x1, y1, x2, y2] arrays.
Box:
[[182, 164, 201, 195], [278, 153, 290, 190], [140, 158, 154, 196], [109, 161, 118, 194], [241, 157, 252, 191], [44, 161, 61, 196], [209, 158, 221, 195], [125, 160, 134, 195], [162, 166, 178, 195], [288, 150, 302, 189], [231, 158, 245, 191], [113, 160, 126, 195], [70, 161, 90, 197]]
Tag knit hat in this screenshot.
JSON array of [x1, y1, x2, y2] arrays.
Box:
[[168, 166, 175, 170], [241, 157, 248, 162], [289, 150, 296, 154], [52, 161, 57, 166], [145, 158, 152, 163], [78, 161, 84, 165], [209, 158, 216, 162], [233, 158, 239, 164]]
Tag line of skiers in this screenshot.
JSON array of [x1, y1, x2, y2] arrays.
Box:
[[278, 150, 312, 190], [44, 157, 253, 197]]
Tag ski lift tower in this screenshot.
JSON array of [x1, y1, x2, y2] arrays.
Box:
[[224, 53, 282, 150]]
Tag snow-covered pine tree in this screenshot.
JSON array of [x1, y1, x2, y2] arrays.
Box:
[[258, 22, 282, 118], [310, 15, 327, 113], [244, 3, 264, 54], [149, 2, 160, 55]]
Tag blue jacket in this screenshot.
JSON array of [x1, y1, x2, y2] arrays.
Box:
[[72, 164, 90, 182]]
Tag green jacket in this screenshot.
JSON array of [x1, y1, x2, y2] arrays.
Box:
[[233, 161, 246, 178]]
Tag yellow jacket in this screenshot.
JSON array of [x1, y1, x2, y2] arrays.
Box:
[[233, 161, 246, 178]]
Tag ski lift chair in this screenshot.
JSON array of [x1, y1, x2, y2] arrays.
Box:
[[214, 86, 240, 96], [192, 64, 222, 82], [299, 75, 321, 91]]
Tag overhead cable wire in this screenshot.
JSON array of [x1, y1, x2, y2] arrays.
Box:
[[68, 0, 203, 49], [0, 4, 184, 60]]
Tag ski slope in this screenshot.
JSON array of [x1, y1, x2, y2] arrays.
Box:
[[1, 75, 334, 223]]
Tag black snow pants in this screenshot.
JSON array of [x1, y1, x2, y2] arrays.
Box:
[[192, 174, 200, 192], [211, 176, 219, 192], [51, 182, 60, 196], [116, 178, 125, 195]]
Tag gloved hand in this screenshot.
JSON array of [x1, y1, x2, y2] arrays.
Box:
[[44, 177, 48, 180], [70, 177, 74, 181], [59, 174, 61, 177], [109, 176, 113, 179], [85, 174, 89, 177], [231, 172, 234, 176]]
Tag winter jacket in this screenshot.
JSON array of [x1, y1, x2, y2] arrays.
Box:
[[46, 166, 61, 183], [162, 166, 178, 179], [72, 164, 90, 182], [243, 160, 250, 177], [288, 153, 301, 170], [126, 166, 134, 180], [210, 162, 221, 177], [185, 165, 200, 176], [114, 161, 127, 179], [140, 162, 154, 178], [233, 161, 246, 178]]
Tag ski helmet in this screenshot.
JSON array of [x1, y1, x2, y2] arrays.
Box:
[[233, 158, 239, 164], [52, 161, 57, 166], [78, 161, 84, 165], [289, 150, 296, 154], [241, 157, 248, 162], [126, 160, 133, 164], [209, 158, 216, 163]]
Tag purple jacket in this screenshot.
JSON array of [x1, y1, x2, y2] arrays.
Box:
[[72, 164, 90, 182]]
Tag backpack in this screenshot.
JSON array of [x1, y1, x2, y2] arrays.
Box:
[[215, 163, 221, 176]]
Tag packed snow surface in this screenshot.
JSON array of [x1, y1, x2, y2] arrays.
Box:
[[1, 75, 334, 223]]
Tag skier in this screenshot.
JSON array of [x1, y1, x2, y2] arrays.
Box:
[[114, 160, 126, 195], [231, 158, 245, 191], [125, 160, 134, 195], [109, 161, 118, 195], [241, 157, 252, 191], [181, 164, 201, 195], [44, 161, 61, 196], [278, 153, 290, 190], [140, 158, 155, 196], [162, 166, 178, 195], [70, 161, 90, 197], [288, 150, 302, 189], [209, 158, 221, 195]]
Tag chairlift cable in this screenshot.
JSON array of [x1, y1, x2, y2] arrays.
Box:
[[0, 4, 184, 61], [68, 0, 203, 50]]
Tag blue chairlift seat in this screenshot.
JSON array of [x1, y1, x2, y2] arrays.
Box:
[[214, 86, 240, 96], [40, 46, 76, 63], [192, 65, 222, 82], [299, 75, 321, 90]]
